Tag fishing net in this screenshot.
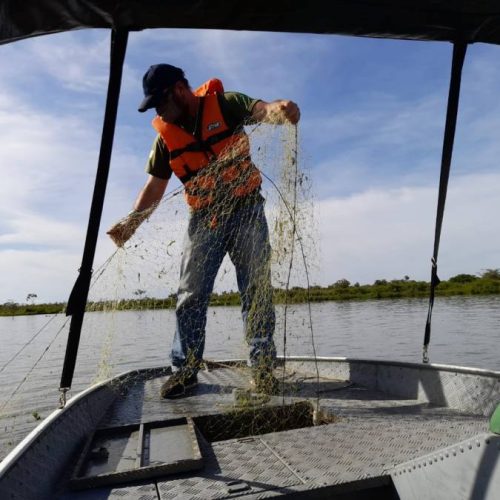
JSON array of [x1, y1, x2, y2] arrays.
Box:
[[0, 120, 324, 460], [88, 122, 315, 354], [84, 120, 322, 435]]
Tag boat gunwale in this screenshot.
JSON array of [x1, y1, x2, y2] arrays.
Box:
[[283, 356, 500, 379]]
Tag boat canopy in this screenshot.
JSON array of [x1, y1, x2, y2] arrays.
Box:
[[2, 0, 500, 46]]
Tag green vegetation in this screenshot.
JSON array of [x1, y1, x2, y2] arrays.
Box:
[[2, 269, 500, 317], [0, 301, 65, 317]]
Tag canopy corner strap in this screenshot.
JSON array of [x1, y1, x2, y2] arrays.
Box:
[[423, 41, 468, 364], [59, 28, 129, 406]]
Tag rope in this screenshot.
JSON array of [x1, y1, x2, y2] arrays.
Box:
[[0, 234, 128, 408], [258, 130, 321, 410], [0, 244, 118, 410], [0, 314, 62, 374], [0, 316, 70, 414], [281, 126, 299, 404]]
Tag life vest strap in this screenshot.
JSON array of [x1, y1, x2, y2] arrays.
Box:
[[178, 155, 252, 185], [169, 128, 237, 160], [170, 141, 211, 160], [204, 128, 238, 147]]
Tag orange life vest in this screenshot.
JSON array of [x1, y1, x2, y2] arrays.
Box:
[[152, 79, 262, 210]]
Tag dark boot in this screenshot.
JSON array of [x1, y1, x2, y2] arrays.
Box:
[[160, 371, 198, 399]]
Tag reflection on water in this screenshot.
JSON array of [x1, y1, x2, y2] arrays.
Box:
[[0, 295, 499, 458]]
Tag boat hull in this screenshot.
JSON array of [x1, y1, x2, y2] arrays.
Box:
[[0, 358, 498, 499]]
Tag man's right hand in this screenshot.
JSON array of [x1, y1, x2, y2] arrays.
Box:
[[108, 174, 167, 247], [107, 214, 142, 248]]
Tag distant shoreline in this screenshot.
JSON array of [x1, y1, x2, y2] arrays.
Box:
[[2, 274, 499, 317]]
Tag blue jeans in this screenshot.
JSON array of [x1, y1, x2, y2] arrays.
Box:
[[171, 200, 276, 373]]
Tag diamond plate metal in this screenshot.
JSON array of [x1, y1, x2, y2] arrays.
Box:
[[96, 364, 490, 496], [157, 436, 302, 499], [391, 433, 500, 500], [261, 401, 488, 487], [6, 361, 496, 499], [58, 482, 159, 500], [100, 368, 252, 429], [286, 359, 500, 416]]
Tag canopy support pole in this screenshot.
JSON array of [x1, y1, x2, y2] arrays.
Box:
[[423, 41, 467, 364], [59, 29, 129, 400]]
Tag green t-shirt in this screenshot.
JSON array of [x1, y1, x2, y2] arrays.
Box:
[[145, 92, 260, 180]]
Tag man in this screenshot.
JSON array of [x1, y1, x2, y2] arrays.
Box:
[[108, 64, 300, 398]]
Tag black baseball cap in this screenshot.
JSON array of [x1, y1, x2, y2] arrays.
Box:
[[138, 64, 185, 112]]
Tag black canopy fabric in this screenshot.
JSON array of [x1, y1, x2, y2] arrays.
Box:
[[2, 0, 500, 46]]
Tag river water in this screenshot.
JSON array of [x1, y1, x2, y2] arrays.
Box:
[[0, 295, 499, 460]]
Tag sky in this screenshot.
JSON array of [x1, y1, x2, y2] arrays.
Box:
[[1, 28, 500, 303]]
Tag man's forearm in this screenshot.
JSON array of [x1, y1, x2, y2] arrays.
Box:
[[107, 175, 168, 247], [133, 176, 168, 213]]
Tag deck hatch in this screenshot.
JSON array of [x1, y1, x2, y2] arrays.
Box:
[[193, 400, 316, 442], [69, 417, 203, 490]]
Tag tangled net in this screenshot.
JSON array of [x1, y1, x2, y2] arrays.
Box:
[[85, 120, 321, 431], [89, 122, 316, 366], [0, 120, 322, 460]]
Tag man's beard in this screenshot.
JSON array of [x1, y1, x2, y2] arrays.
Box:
[[160, 95, 186, 124]]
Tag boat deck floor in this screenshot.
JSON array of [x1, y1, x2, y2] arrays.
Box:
[[59, 365, 489, 499]]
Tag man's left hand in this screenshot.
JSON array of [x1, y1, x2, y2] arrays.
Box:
[[279, 100, 300, 124], [252, 99, 301, 124]]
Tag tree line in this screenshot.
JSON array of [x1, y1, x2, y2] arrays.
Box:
[[2, 269, 499, 317]]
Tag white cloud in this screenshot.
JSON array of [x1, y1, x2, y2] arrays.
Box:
[[1, 30, 500, 305], [0, 34, 145, 303], [2, 31, 110, 94], [0, 212, 82, 247], [316, 172, 500, 285], [129, 29, 329, 99], [0, 250, 80, 303]]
